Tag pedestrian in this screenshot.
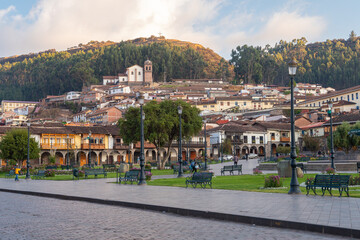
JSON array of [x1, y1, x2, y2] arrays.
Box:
[[14, 164, 20, 181], [190, 160, 195, 172], [246, 153, 249, 161], [194, 161, 199, 173], [234, 156, 238, 165]]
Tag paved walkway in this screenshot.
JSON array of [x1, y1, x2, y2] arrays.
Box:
[[1, 170, 360, 238]]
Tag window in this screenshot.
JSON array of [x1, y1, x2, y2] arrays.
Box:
[[227, 102, 230, 106], [210, 105, 214, 108], [235, 102, 238, 106], [199, 137, 204, 143], [131, 71, 134, 75], [352, 94, 354, 100], [252, 136, 255, 144], [220, 102, 224, 106], [203, 105, 207, 108], [318, 102, 320, 106], [348, 95, 350, 101], [260, 136, 264, 144], [271, 133, 275, 140], [336, 97, 338, 101], [341, 96, 343, 100], [244, 102, 246, 106], [357, 93, 359, 99], [138, 72, 141, 75], [244, 136, 248, 143]]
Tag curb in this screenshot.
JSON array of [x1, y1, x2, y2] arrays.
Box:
[[1, 188, 359, 238]]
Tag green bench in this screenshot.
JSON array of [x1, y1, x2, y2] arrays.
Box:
[[119, 170, 139, 184], [221, 165, 242, 175], [45, 165, 57, 170], [306, 174, 350, 197], [5, 170, 15, 179], [185, 172, 213, 189], [102, 164, 116, 172], [33, 170, 46, 180], [85, 168, 107, 178], [173, 165, 191, 174]]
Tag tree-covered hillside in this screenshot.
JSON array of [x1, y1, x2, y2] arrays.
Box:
[[0, 36, 232, 101], [230, 32, 360, 89]]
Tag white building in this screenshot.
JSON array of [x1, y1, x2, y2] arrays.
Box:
[[66, 91, 81, 101]]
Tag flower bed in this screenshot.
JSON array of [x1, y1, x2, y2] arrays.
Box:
[[264, 175, 283, 188]]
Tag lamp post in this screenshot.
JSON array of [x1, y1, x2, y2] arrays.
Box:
[[88, 131, 92, 167], [220, 132, 223, 163], [288, 58, 301, 194], [26, 122, 31, 179], [203, 119, 208, 170], [328, 101, 335, 169], [177, 105, 183, 177], [264, 133, 266, 161], [66, 134, 69, 167], [138, 95, 146, 185]]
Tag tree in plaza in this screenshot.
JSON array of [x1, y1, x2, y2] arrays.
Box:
[[222, 137, 233, 155], [303, 134, 321, 153], [118, 100, 203, 169], [0, 128, 40, 166], [330, 122, 360, 153]]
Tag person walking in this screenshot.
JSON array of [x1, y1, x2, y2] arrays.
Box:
[[14, 164, 20, 181], [234, 156, 238, 165]]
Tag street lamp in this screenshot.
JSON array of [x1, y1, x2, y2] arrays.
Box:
[[26, 122, 31, 179], [263, 133, 266, 161], [138, 95, 146, 185], [328, 100, 335, 169], [177, 105, 183, 177], [88, 131, 92, 167], [288, 57, 301, 194], [203, 119, 208, 170], [66, 134, 69, 167]]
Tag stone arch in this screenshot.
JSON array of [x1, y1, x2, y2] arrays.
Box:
[[250, 146, 257, 154], [55, 152, 64, 165], [285, 144, 290, 147], [41, 152, 51, 165], [258, 146, 265, 156], [189, 149, 197, 160], [77, 151, 87, 166], [271, 144, 277, 155], [241, 146, 249, 155]]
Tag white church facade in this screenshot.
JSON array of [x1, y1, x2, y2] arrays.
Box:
[[103, 60, 153, 86]]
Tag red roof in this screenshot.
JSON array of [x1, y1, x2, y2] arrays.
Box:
[[216, 119, 229, 125]]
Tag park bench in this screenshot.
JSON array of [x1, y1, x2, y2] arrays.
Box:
[[221, 165, 234, 175], [300, 157, 311, 162], [102, 164, 116, 172], [60, 165, 73, 170], [33, 170, 46, 180], [296, 163, 307, 173], [5, 170, 15, 179], [119, 170, 139, 184], [221, 165, 242, 175], [173, 165, 190, 174], [45, 165, 57, 170], [185, 172, 213, 189], [84, 168, 107, 178], [306, 174, 350, 197]]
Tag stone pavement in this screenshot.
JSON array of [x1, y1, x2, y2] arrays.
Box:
[[1, 171, 360, 238]]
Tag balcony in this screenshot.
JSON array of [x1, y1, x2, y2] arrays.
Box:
[[81, 143, 105, 150], [280, 137, 290, 142], [114, 143, 130, 150], [41, 143, 75, 150], [231, 140, 244, 145]]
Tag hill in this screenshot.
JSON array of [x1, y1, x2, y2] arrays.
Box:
[[0, 36, 233, 101]]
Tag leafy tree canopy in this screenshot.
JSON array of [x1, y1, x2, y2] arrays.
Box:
[[0, 128, 40, 164]]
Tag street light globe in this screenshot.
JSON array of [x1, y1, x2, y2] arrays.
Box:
[[288, 58, 298, 76], [139, 96, 144, 105], [27, 122, 31, 127], [178, 105, 183, 114], [328, 101, 333, 109]]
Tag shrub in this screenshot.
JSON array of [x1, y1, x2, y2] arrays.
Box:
[[305, 177, 314, 186], [145, 171, 152, 181], [78, 170, 85, 177], [145, 164, 151, 170], [45, 169, 56, 177], [349, 175, 360, 185], [324, 167, 335, 174], [253, 168, 262, 174], [264, 175, 283, 188], [7, 160, 17, 166]]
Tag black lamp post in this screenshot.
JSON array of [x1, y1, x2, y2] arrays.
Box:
[[26, 122, 31, 179], [88, 131, 92, 167], [138, 95, 146, 185], [204, 119, 207, 170], [220, 132, 223, 163], [177, 105, 183, 177], [66, 134, 69, 167], [328, 101, 335, 169], [264, 133, 266, 161], [288, 58, 301, 194]]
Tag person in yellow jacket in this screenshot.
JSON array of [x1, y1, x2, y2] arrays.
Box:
[[14, 164, 20, 181]]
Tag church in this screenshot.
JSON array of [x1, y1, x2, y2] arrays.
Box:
[[102, 60, 153, 86]]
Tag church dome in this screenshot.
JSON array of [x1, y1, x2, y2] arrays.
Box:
[[144, 59, 152, 65]]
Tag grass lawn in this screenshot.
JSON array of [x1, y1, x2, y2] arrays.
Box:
[[148, 173, 360, 198], [0, 168, 174, 181]]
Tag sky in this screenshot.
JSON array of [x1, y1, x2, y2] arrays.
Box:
[[0, 0, 359, 59]]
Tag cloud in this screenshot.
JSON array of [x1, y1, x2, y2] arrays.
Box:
[[0, 0, 326, 59]]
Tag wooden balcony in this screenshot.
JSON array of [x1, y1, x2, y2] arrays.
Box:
[[41, 143, 75, 150], [114, 143, 130, 150], [81, 143, 105, 150], [280, 137, 290, 142]]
